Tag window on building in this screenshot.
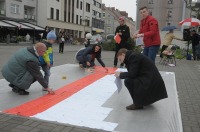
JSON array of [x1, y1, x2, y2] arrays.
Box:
[[86, 3, 90, 12], [108, 20, 111, 24], [80, 1, 83, 10], [168, 0, 173, 4], [148, 0, 154, 4], [56, 9, 59, 20], [24, 8, 27, 14], [50, 8, 54, 19], [167, 10, 172, 18], [149, 10, 153, 16], [80, 16, 82, 25], [107, 27, 111, 33], [102, 12, 105, 17], [77, 0, 79, 8], [10, 4, 19, 14], [56, 0, 59, 2], [76, 15, 79, 24], [93, 0, 96, 5]]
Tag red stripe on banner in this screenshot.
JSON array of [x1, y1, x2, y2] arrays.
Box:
[[3, 66, 117, 116]]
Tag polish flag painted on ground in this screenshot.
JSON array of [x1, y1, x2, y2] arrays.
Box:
[[3, 66, 119, 131]]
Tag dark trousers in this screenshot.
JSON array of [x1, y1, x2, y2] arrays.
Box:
[[192, 45, 197, 60], [76, 54, 95, 68], [59, 42, 64, 53], [124, 78, 145, 106]]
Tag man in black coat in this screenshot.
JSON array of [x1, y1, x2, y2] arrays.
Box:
[[115, 48, 168, 110]]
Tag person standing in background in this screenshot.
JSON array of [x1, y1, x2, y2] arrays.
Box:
[[58, 29, 65, 53], [191, 30, 200, 60], [114, 16, 130, 68], [26, 33, 30, 41], [42, 26, 50, 40], [134, 6, 161, 63]]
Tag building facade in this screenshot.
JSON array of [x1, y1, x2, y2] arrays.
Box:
[[0, 0, 136, 42], [37, 0, 105, 39], [0, 0, 37, 23], [102, 5, 136, 39]]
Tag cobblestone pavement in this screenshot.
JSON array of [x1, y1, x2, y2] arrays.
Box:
[[0, 44, 200, 132]]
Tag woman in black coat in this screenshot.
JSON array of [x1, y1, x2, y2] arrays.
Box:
[[115, 48, 168, 110], [76, 44, 108, 71]]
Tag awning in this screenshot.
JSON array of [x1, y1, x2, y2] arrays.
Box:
[[0, 20, 15, 28], [20, 22, 44, 31], [2, 20, 33, 29]]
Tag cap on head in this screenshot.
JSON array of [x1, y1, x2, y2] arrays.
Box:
[[119, 17, 125, 21], [47, 31, 57, 40]]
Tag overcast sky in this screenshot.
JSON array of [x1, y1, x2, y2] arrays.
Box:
[[102, 0, 137, 20]]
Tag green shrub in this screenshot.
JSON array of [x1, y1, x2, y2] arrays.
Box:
[[102, 39, 116, 51], [102, 37, 136, 51]]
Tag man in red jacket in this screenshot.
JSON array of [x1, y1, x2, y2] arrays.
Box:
[[134, 6, 161, 63]]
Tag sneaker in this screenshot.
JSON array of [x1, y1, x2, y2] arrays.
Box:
[[126, 104, 143, 110]]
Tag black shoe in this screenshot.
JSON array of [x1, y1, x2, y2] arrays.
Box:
[[12, 87, 19, 93], [9, 83, 15, 88], [126, 104, 143, 110], [10, 85, 29, 95], [18, 89, 29, 95]]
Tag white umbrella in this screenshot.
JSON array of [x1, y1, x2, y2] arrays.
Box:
[[179, 18, 200, 26]]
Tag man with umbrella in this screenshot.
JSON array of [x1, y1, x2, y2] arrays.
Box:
[[160, 27, 183, 58]]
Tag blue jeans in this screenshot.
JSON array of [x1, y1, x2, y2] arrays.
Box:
[[143, 45, 160, 63], [76, 54, 95, 68], [41, 64, 51, 85]]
